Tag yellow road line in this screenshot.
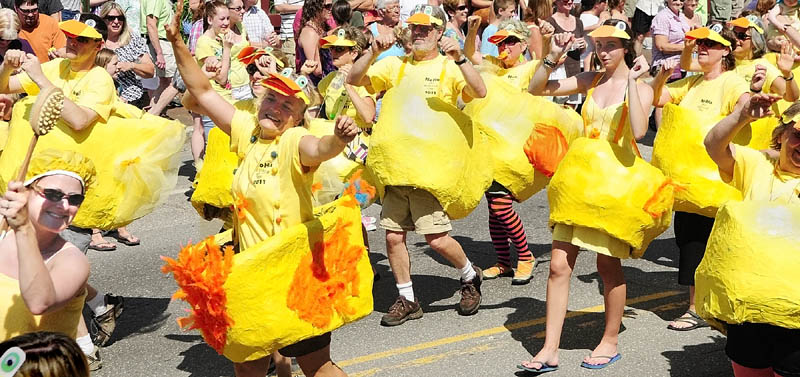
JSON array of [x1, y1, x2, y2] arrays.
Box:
[[338, 290, 682, 368], [350, 342, 505, 377]]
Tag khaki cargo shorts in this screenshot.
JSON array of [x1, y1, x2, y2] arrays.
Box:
[[380, 186, 452, 235]]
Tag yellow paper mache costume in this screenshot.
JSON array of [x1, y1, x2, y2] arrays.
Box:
[[191, 127, 238, 221], [366, 68, 492, 219], [652, 103, 743, 216], [0, 99, 185, 229], [162, 195, 374, 362], [464, 74, 583, 201], [695, 200, 800, 330], [548, 138, 677, 258]]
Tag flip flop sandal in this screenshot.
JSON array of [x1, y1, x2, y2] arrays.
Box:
[[580, 353, 621, 369], [107, 230, 140, 246], [517, 360, 559, 373], [667, 310, 709, 331], [88, 241, 117, 252]]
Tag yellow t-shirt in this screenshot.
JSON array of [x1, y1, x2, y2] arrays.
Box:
[[483, 56, 539, 92], [365, 54, 469, 106], [666, 70, 749, 116], [318, 71, 376, 129], [230, 110, 316, 251], [195, 28, 251, 101], [725, 145, 800, 204], [17, 58, 115, 121], [734, 58, 782, 95]]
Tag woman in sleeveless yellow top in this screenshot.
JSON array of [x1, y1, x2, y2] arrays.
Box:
[[0, 150, 95, 341], [521, 20, 653, 372], [166, 9, 357, 376]]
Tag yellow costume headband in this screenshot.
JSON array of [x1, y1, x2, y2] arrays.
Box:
[[59, 19, 103, 40], [23, 149, 96, 193], [729, 16, 764, 34], [261, 72, 311, 105], [588, 23, 631, 40], [685, 25, 732, 48]]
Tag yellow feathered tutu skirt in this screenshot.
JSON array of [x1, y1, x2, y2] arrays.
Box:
[[695, 200, 800, 330], [0, 98, 185, 229], [162, 195, 374, 363], [464, 75, 583, 201], [548, 138, 678, 258], [367, 81, 492, 219]]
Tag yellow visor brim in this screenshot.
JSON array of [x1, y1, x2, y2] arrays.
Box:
[[588, 25, 631, 40]]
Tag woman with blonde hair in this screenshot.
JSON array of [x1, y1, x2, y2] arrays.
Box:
[[0, 8, 33, 63], [100, 1, 155, 107]]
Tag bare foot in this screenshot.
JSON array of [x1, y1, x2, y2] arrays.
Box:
[[520, 348, 559, 370], [583, 341, 618, 366]]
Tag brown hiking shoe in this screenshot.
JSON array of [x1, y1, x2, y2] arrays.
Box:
[[90, 294, 124, 347], [458, 267, 482, 316], [381, 296, 423, 326]]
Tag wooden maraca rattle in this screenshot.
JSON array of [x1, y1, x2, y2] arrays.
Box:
[[0, 86, 64, 232]]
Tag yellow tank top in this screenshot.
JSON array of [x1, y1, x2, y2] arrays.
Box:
[[580, 75, 641, 157], [0, 273, 86, 340]]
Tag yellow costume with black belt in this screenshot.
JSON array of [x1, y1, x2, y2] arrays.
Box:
[[163, 109, 373, 363], [696, 146, 800, 330], [549, 77, 676, 258], [0, 59, 185, 229], [364, 55, 492, 219]]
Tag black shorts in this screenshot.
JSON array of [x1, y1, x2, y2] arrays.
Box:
[[726, 322, 800, 376], [632, 8, 655, 36], [673, 211, 715, 286], [278, 332, 331, 358]]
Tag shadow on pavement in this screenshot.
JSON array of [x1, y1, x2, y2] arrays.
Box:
[[662, 335, 731, 377], [94, 297, 171, 346], [177, 342, 233, 377], [641, 238, 679, 269]]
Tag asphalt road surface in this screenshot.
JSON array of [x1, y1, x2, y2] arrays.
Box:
[[89, 113, 733, 377]]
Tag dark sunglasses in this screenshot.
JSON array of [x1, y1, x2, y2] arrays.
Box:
[[228, 6, 243, 11], [17, 7, 38, 14], [330, 45, 351, 53], [104, 15, 125, 22], [323, 2, 333, 9], [32, 185, 85, 206], [246, 63, 258, 75], [456, 5, 468, 10], [697, 39, 722, 48], [499, 36, 522, 46], [734, 31, 751, 40], [69, 36, 96, 44]]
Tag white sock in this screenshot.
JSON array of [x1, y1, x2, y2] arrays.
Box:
[[396, 282, 414, 302], [87, 293, 109, 316], [76, 334, 94, 355], [461, 261, 476, 282]]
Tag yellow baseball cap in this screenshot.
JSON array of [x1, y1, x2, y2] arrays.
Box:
[[261, 72, 311, 105], [59, 19, 103, 40], [407, 5, 443, 26], [729, 15, 764, 34], [685, 25, 732, 47], [320, 29, 357, 48], [588, 23, 631, 40]]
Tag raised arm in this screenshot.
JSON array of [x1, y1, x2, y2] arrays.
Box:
[[347, 32, 394, 88], [772, 42, 800, 102], [465, 15, 482, 65], [0, 50, 24, 94], [528, 32, 592, 96], [651, 59, 678, 107], [165, 1, 235, 134], [679, 39, 701, 72], [298, 115, 359, 166], [628, 56, 654, 140], [439, 36, 486, 98]]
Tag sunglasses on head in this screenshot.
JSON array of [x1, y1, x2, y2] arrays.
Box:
[[697, 39, 723, 48], [32, 184, 85, 206], [104, 15, 125, 22], [18, 7, 38, 14], [323, 2, 333, 9]]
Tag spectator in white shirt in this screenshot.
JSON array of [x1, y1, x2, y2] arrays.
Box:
[[274, 0, 304, 67], [241, 0, 279, 47]]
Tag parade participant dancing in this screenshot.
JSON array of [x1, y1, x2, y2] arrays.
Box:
[[347, 4, 488, 326], [520, 20, 654, 372], [165, 6, 359, 376], [651, 24, 750, 332], [701, 85, 800, 377], [464, 17, 539, 284], [0, 151, 94, 341]]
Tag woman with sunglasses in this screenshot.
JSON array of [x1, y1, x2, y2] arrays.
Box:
[[700, 90, 800, 377], [166, 5, 356, 375], [0, 150, 94, 343], [651, 24, 751, 332], [100, 2, 155, 108], [297, 0, 335, 84], [443, 0, 476, 50], [522, 20, 653, 373], [463, 18, 539, 285]]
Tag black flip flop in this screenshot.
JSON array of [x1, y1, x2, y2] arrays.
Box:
[[107, 230, 140, 246], [667, 310, 709, 331]]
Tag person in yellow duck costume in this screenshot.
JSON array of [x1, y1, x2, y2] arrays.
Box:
[[678, 15, 800, 151], [651, 24, 752, 332], [520, 21, 671, 373], [700, 93, 800, 377], [0, 15, 184, 369], [163, 7, 364, 376], [461, 17, 583, 285], [347, 3, 491, 326], [0, 150, 94, 343]]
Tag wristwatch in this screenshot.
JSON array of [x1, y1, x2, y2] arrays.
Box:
[[455, 55, 468, 65]]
